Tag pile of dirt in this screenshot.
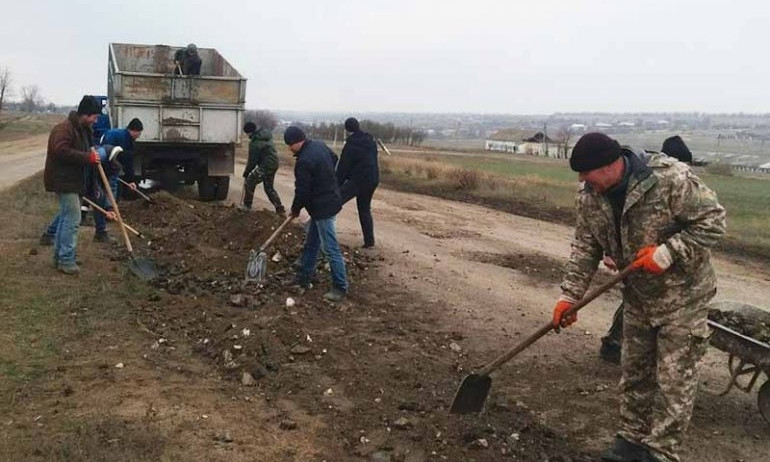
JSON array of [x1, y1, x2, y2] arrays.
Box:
[[115, 192, 594, 461], [708, 301, 770, 344]]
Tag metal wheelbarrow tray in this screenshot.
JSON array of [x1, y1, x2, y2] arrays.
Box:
[[707, 319, 770, 425]]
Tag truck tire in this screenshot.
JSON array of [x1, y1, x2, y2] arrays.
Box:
[[198, 176, 217, 201], [214, 176, 230, 201]]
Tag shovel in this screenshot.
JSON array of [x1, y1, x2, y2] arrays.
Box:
[[96, 162, 158, 281], [81, 196, 144, 239], [450, 264, 635, 415], [118, 178, 153, 203], [245, 215, 294, 283]]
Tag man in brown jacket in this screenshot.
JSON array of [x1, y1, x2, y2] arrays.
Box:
[[43, 95, 102, 274]]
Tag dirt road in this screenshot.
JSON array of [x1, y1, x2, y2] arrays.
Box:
[[0, 135, 48, 190], [3, 139, 768, 461]]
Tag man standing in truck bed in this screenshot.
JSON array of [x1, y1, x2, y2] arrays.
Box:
[[174, 43, 202, 76], [239, 122, 285, 214]]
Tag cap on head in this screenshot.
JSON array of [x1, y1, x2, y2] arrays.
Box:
[[243, 121, 257, 134], [283, 126, 306, 145], [127, 118, 143, 131], [77, 95, 101, 116], [344, 117, 360, 133], [661, 135, 692, 164], [569, 132, 622, 172]]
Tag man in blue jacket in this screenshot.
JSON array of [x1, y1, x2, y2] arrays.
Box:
[[284, 126, 348, 302], [337, 117, 379, 248], [100, 118, 143, 196]]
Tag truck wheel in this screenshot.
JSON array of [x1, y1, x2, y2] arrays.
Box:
[[214, 176, 230, 201], [197, 176, 217, 201]]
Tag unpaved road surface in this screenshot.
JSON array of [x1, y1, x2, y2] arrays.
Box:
[[3, 138, 769, 461]]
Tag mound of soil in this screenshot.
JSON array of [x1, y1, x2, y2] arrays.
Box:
[[709, 301, 770, 344], [116, 193, 594, 461]]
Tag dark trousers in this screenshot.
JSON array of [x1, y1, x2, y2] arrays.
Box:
[[604, 302, 624, 345], [243, 166, 283, 211], [340, 181, 377, 247]]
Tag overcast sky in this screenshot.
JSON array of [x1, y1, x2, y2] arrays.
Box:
[[1, 0, 768, 114]]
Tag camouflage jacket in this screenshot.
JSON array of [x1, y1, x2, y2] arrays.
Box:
[[560, 149, 726, 322]]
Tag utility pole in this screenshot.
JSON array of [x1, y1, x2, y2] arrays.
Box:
[[543, 122, 548, 157]]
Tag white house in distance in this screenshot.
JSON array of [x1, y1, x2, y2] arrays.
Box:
[[485, 129, 563, 157]]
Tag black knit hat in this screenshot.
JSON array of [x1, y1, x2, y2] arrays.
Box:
[[243, 121, 257, 134], [569, 132, 622, 172], [661, 135, 692, 164], [283, 126, 306, 145], [127, 118, 143, 131], [77, 95, 101, 116], [344, 117, 360, 133]]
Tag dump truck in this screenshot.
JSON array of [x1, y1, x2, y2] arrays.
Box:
[[107, 43, 246, 200]]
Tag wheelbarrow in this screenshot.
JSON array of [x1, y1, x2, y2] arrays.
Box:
[[707, 319, 770, 425]]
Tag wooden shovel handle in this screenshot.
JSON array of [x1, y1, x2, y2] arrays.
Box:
[[259, 215, 294, 253], [81, 196, 142, 238], [118, 178, 152, 202], [478, 265, 635, 377], [96, 162, 133, 254]]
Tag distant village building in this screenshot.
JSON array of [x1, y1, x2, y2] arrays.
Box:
[[485, 130, 565, 158]]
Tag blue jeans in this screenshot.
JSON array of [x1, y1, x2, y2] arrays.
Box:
[[47, 193, 81, 266], [297, 216, 348, 292]]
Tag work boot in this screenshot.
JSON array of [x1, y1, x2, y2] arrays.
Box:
[[94, 232, 118, 244], [600, 337, 622, 364], [362, 242, 375, 249], [39, 233, 54, 246], [275, 206, 286, 216], [323, 288, 346, 302], [600, 437, 648, 462], [237, 203, 251, 212], [57, 263, 81, 275]]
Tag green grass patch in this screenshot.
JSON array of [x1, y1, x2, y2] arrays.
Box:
[[381, 150, 770, 261]]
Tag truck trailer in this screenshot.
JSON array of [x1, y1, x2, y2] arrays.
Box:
[[107, 43, 246, 200]]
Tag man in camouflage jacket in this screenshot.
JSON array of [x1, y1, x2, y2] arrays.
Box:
[[553, 133, 726, 462]]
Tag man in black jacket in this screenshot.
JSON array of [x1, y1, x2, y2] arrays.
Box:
[[337, 117, 379, 248], [284, 126, 348, 302]]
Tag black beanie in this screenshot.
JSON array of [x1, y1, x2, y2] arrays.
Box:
[[127, 118, 143, 131], [77, 95, 101, 116], [283, 126, 306, 145], [344, 117, 360, 133], [661, 135, 692, 164], [243, 121, 257, 133], [569, 132, 622, 172]]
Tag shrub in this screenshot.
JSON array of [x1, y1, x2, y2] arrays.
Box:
[[425, 165, 441, 180], [448, 168, 479, 191]]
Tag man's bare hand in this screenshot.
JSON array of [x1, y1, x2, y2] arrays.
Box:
[[105, 211, 117, 221], [603, 255, 618, 272]]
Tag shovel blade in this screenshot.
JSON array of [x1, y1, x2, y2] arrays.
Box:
[[449, 373, 492, 415], [128, 257, 158, 281], [245, 250, 267, 283]]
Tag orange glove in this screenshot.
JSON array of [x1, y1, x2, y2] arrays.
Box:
[[88, 150, 100, 164], [552, 300, 576, 331], [632, 244, 672, 275]]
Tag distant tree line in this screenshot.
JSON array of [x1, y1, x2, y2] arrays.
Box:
[[0, 64, 69, 114], [299, 120, 427, 146]]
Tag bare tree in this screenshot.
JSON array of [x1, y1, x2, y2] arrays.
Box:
[[19, 85, 44, 113], [0, 66, 11, 113], [556, 126, 574, 159], [244, 109, 279, 131]]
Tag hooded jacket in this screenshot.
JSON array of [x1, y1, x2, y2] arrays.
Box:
[[561, 148, 726, 323], [244, 128, 279, 176]]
